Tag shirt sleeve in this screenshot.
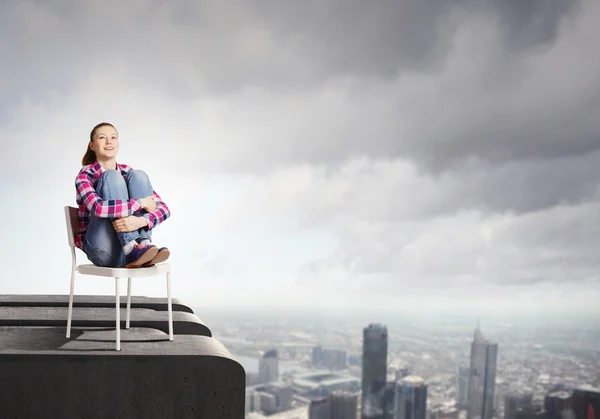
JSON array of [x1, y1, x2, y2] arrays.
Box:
[[142, 190, 171, 230], [75, 170, 143, 218]]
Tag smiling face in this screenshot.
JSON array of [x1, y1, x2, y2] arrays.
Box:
[[89, 124, 119, 160]]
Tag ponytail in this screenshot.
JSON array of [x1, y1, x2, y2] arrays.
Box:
[[81, 143, 96, 166]]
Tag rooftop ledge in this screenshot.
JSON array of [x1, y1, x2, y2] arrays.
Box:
[[0, 294, 246, 419]]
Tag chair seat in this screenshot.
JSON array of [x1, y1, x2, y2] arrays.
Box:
[[78, 263, 171, 278]]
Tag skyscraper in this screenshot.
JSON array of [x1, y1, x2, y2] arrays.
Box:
[[362, 323, 388, 419], [384, 381, 398, 418], [467, 322, 498, 419], [457, 366, 470, 407], [259, 349, 279, 384], [309, 391, 360, 419], [330, 390, 359, 419], [394, 375, 428, 419], [310, 397, 331, 419], [313, 346, 348, 370]]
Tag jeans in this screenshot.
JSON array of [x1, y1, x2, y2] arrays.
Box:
[[83, 170, 154, 268]]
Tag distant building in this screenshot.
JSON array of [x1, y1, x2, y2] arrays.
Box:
[[330, 390, 359, 419], [457, 367, 470, 407], [293, 370, 361, 398], [430, 404, 460, 419], [262, 381, 294, 414], [259, 349, 279, 384], [394, 375, 428, 419], [314, 347, 325, 365], [467, 322, 498, 419], [310, 397, 332, 419], [362, 323, 388, 419], [260, 392, 277, 413], [505, 392, 534, 419], [571, 386, 600, 419], [313, 346, 348, 370], [246, 388, 263, 415], [545, 390, 573, 419], [383, 381, 397, 418], [246, 381, 294, 416], [309, 391, 360, 419]]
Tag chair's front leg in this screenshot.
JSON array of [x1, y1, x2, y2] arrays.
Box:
[[167, 271, 173, 341], [115, 277, 121, 351], [126, 277, 132, 329]]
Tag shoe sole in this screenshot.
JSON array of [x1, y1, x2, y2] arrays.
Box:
[[125, 247, 159, 268], [142, 249, 170, 267]]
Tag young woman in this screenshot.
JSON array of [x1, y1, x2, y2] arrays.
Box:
[[75, 122, 170, 268]]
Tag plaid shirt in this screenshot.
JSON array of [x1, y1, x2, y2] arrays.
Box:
[[74, 161, 171, 249]]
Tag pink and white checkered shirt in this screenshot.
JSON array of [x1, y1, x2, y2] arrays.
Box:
[[74, 161, 171, 250]]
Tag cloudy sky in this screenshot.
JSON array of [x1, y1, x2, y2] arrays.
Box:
[[1, 0, 599, 317]]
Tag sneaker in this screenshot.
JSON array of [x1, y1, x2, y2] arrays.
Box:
[[142, 247, 170, 267], [124, 244, 158, 268]]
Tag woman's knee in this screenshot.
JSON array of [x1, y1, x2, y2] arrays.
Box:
[[126, 170, 153, 196], [128, 170, 149, 182], [101, 169, 126, 185], [97, 170, 127, 198]]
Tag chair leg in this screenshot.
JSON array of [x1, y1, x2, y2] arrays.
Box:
[[126, 277, 132, 329], [66, 269, 76, 339], [115, 277, 121, 351], [167, 271, 173, 341]]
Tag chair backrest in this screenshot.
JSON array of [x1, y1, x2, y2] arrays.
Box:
[[64, 206, 79, 248]]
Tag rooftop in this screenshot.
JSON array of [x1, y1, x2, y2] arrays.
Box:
[[401, 375, 426, 386], [263, 349, 278, 358], [293, 370, 359, 389], [0, 294, 246, 419], [548, 390, 572, 399], [574, 385, 600, 394]]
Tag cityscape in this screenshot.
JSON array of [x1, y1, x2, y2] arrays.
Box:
[[204, 311, 600, 419]]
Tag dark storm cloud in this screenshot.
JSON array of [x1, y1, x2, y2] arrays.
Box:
[[490, 0, 580, 51], [456, 152, 600, 214], [250, 0, 580, 75], [0, 0, 581, 99], [2, 0, 598, 210], [138, 0, 584, 95], [158, 0, 598, 181]]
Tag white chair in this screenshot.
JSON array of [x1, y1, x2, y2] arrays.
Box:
[[64, 206, 174, 351]]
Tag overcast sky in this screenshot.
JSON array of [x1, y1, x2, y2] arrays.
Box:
[[1, 0, 599, 317]]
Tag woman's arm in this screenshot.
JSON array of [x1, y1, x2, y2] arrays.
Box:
[[142, 190, 171, 230], [75, 170, 143, 218]]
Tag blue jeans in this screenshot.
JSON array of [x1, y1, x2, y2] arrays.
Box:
[[83, 170, 154, 268]]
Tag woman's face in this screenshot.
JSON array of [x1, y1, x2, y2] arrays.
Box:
[[90, 125, 119, 160]]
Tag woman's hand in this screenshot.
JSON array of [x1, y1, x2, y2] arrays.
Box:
[[112, 216, 148, 233], [140, 196, 157, 213]]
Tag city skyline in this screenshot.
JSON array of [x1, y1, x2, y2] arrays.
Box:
[[235, 314, 599, 418]]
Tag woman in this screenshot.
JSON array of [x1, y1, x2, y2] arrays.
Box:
[[75, 122, 171, 268]]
